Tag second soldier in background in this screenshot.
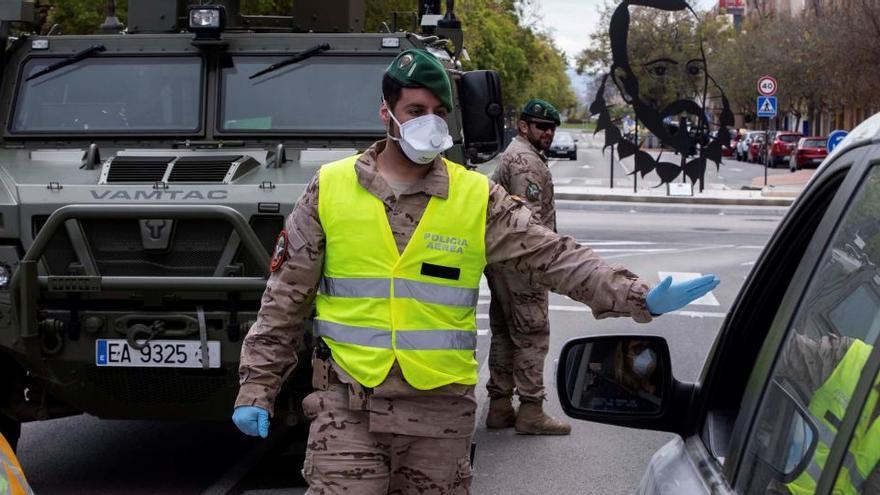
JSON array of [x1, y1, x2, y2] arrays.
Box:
[[485, 99, 571, 434]]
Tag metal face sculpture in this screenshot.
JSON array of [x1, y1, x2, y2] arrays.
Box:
[[591, 0, 734, 190]]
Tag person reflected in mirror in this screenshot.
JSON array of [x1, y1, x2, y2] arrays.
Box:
[[581, 339, 662, 413]]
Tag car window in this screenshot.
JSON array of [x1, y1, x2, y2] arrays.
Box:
[[805, 139, 827, 148], [553, 133, 573, 145], [779, 135, 800, 143], [735, 166, 880, 494]]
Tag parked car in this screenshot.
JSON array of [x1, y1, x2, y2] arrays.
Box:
[[711, 129, 737, 157], [548, 132, 577, 160], [768, 131, 803, 167], [790, 136, 828, 171], [557, 112, 880, 494], [747, 133, 766, 163], [736, 131, 763, 162]]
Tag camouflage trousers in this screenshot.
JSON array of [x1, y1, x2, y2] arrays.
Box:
[[485, 265, 550, 403], [301, 382, 473, 494]]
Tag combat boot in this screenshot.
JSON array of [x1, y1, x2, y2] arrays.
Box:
[[485, 397, 517, 429], [514, 401, 571, 435]]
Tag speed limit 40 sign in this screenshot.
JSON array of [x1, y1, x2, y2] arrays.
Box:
[[757, 76, 777, 96]]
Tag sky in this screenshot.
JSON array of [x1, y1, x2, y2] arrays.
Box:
[[535, 0, 716, 65]]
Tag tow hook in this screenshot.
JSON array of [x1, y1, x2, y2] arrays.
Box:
[[126, 321, 166, 350]]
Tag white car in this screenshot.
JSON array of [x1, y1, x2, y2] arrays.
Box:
[[736, 131, 763, 162]]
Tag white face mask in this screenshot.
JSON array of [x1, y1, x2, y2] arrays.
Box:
[[385, 102, 453, 165], [633, 348, 656, 378]]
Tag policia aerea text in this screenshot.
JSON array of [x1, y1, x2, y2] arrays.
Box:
[[232, 48, 720, 493]]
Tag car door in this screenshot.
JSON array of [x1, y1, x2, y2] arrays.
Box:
[[727, 146, 880, 494]]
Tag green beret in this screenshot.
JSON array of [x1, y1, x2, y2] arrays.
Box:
[[385, 49, 453, 111], [521, 98, 560, 125]]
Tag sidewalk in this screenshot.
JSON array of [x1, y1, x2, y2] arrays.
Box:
[[553, 168, 815, 207]]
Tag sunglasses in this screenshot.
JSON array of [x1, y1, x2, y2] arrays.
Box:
[[529, 121, 556, 132]]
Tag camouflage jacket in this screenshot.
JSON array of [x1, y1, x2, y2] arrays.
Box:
[[236, 140, 652, 438]]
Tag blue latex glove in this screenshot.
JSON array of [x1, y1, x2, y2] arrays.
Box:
[[646, 274, 720, 315], [232, 406, 270, 438]]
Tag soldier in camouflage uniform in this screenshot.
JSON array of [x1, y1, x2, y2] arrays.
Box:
[[231, 50, 717, 493], [484, 99, 572, 435]]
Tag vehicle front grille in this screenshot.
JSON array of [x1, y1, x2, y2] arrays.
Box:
[[167, 155, 240, 183], [236, 215, 284, 276], [33, 217, 235, 277], [105, 156, 174, 183], [86, 366, 233, 405], [81, 219, 233, 276]]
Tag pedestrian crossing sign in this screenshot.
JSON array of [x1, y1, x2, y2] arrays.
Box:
[[756, 96, 777, 118]]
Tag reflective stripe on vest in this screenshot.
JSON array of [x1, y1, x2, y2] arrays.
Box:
[[316, 154, 488, 390], [320, 276, 479, 307], [0, 435, 33, 495], [787, 340, 879, 494]]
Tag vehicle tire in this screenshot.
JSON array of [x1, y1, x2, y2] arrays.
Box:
[[0, 414, 20, 451], [569, 153, 576, 161]]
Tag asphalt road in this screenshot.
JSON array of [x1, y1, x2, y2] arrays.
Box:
[[16, 202, 783, 494]]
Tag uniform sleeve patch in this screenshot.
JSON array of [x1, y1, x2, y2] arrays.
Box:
[[269, 230, 289, 273], [526, 181, 540, 202]]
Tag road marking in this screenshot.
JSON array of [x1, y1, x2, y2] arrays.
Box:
[[579, 240, 658, 246], [674, 310, 727, 318], [730, 167, 743, 172], [549, 160, 560, 168], [477, 314, 489, 320], [552, 178, 573, 185], [594, 248, 676, 253], [737, 245, 765, 249], [740, 261, 756, 266], [580, 165, 592, 169], [476, 303, 727, 319], [603, 244, 735, 260], [477, 329, 489, 336], [658, 271, 720, 306]]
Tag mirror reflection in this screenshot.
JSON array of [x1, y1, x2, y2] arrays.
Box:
[[564, 338, 665, 414]]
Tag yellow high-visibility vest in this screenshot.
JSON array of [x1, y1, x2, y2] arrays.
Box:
[[315, 155, 488, 390], [787, 339, 880, 494], [0, 434, 33, 495]]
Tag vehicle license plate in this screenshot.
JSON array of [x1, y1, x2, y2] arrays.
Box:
[[96, 339, 220, 368]]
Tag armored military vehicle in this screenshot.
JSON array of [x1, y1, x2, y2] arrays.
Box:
[[0, 0, 504, 449]]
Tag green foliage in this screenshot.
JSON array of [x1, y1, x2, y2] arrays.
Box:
[[40, 0, 128, 35], [458, 0, 575, 114]]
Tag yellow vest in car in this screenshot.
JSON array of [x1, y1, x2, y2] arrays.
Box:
[[0, 434, 33, 495], [315, 155, 488, 390], [787, 340, 880, 495]]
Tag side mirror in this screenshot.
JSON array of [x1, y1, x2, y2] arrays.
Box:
[[557, 335, 695, 434], [459, 70, 504, 164], [746, 377, 818, 482]]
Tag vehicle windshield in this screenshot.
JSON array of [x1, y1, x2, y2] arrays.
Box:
[[804, 139, 827, 148], [220, 56, 391, 133], [779, 134, 800, 143], [553, 133, 573, 145], [12, 56, 202, 133]]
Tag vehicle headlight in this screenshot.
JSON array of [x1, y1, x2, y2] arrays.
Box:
[[188, 5, 226, 38], [0, 264, 11, 289]]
